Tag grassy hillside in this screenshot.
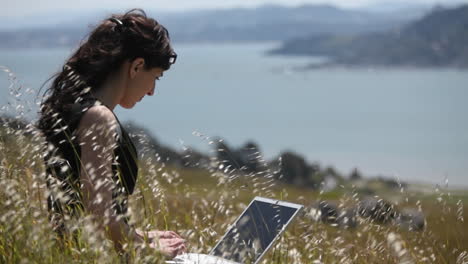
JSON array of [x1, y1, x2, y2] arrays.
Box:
[[1, 121, 467, 263]]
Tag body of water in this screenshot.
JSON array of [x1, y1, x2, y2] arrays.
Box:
[[1, 42, 467, 186]]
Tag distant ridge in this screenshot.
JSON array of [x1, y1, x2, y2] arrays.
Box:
[[0, 4, 420, 48], [271, 4, 468, 68]]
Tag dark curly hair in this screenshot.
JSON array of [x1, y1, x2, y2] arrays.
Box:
[[38, 8, 175, 139]]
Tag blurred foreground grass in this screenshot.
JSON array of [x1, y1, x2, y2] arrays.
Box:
[[0, 124, 467, 264]]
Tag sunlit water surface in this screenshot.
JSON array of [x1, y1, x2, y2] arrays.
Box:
[[1, 42, 467, 186]]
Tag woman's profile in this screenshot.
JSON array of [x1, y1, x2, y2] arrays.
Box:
[[37, 8, 186, 259]]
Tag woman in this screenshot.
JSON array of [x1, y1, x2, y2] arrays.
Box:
[[37, 9, 186, 258]]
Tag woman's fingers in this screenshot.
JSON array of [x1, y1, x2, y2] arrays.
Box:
[[168, 238, 186, 247], [158, 230, 182, 239], [172, 241, 187, 257], [155, 231, 171, 238], [138, 229, 187, 258], [168, 231, 183, 239], [150, 237, 187, 258], [145, 230, 183, 239], [177, 243, 187, 254]]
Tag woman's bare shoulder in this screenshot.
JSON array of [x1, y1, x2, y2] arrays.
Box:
[[80, 105, 116, 124], [77, 105, 118, 139]]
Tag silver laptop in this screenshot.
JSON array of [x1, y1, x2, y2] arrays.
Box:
[[166, 196, 303, 264]]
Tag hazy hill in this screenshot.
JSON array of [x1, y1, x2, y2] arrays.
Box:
[[271, 5, 468, 68], [0, 4, 421, 48], [158, 4, 418, 42]]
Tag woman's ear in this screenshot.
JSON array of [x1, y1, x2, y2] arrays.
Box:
[[129, 58, 145, 79]]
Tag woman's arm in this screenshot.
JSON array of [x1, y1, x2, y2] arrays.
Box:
[[77, 106, 186, 256], [77, 105, 142, 251]]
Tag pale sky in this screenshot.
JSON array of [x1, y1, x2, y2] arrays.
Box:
[[2, 0, 468, 17]]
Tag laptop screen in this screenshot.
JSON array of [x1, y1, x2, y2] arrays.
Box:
[[211, 198, 301, 263]]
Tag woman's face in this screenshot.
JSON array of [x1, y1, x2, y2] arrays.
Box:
[[120, 59, 164, 109]]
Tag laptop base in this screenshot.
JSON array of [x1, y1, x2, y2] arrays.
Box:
[[166, 253, 240, 264]]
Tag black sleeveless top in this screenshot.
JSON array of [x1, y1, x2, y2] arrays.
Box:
[[44, 96, 138, 233]]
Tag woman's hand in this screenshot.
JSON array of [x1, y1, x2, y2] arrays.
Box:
[[136, 229, 187, 258]]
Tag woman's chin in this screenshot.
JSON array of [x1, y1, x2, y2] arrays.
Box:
[[119, 101, 137, 109]]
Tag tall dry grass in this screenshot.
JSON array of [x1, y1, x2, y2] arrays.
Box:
[[1, 66, 467, 263]]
